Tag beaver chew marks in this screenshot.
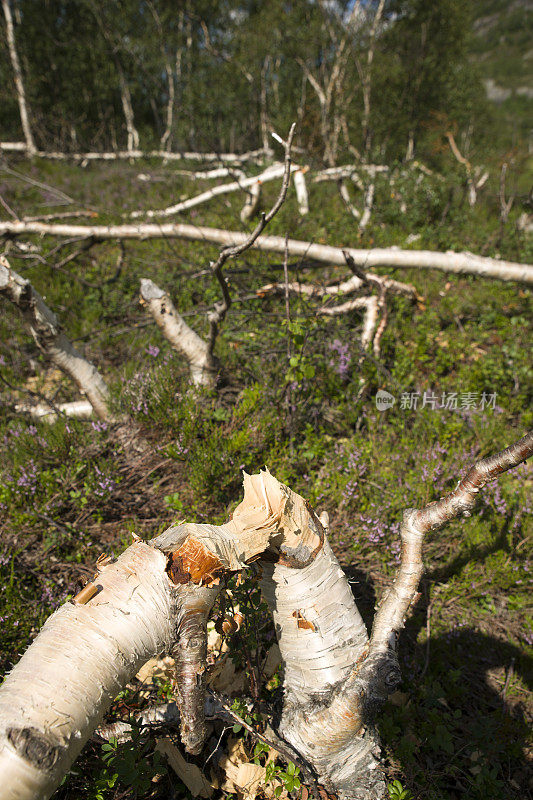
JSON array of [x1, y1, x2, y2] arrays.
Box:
[[167, 538, 224, 586]]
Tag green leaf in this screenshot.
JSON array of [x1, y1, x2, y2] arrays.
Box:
[[232, 724, 243, 733]]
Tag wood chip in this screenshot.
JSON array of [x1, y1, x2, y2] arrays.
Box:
[[156, 738, 213, 797]]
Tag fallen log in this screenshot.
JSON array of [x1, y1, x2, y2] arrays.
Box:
[[1, 220, 531, 283], [0, 143, 269, 164], [129, 162, 297, 219], [0, 256, 111, 421], [14, 399, 93, 422]]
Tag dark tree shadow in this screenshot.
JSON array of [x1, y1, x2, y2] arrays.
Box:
[[342, 554, 532, 800]]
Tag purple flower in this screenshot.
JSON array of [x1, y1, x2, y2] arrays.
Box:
[[91, 420, 108, 432], [146, 344, 160, 358], [329, 339, 351, 377]]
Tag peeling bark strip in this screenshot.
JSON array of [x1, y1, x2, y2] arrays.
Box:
[[1, 221, 531, 283], [0, 437, 531, 800], [0, 257, 111, 420], [139, 278, 216, 387]]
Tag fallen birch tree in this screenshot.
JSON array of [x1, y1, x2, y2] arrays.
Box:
[[257, 251, 410, 356], [1, 221, 530, 283], [0, 144, 269, 165], [0, 432, 531, 800], [140, 126, 296, 387], [129, 161, 299, 219], [0, 256, 111, 421]]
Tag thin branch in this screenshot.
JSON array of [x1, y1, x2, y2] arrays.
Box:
[[210, 691, 320, 798], [206, 124, 296, 355], [370, 431, 533, 654]]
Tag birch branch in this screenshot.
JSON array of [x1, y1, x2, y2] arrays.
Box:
[[293, 167, 309, 215], [240, 180, 261, 223], [130, 162, 297, 219], [139, 278, 216, 387], [14, 399, 94, 422], [0, 145, 269, 164], [370, 430, 533, 654], [0, 256, 112, 420]]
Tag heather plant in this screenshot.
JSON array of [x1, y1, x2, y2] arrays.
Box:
[[0, 151, 531, 800]]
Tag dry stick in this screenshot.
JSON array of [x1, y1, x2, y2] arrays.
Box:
[[2, 219, 528, 283], [1, 0, 36, 155], [210, 692, 321, 798], [0, 256, 112, 420], [369, 430, 533, 655]]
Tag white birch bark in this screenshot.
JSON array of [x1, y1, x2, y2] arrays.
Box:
[[358, 182, 375, 231], [2, 221, 530, 283], [1, 0, 36, 155], [0, 257, 111, 420], [293, 168, 309, 215], [130, 162, 297, 219], [0, 543, 173, 800], [0, 147, 268, 164], [14, 399, 93, 422], [117, 67, 140, 152], [240, 180, 261, 223], [258, 274, 411, 302], [0, 141, 27, 151], [139, 278, 215, 387]]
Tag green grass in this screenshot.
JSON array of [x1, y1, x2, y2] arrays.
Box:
[[0, 154, 531, 800]]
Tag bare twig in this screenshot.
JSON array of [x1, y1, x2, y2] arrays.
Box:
[[210, 691, 320, 798], [206, 124, 296, 356]]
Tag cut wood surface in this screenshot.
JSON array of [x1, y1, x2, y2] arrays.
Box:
[[1, 220, 531, 283]]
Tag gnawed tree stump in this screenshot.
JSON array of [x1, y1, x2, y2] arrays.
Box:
[[0, 431, 531, 800]]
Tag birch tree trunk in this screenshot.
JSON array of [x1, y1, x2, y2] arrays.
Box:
[[117, 66, 140, 152], [0, 433, 531, 800], [0, 257, 111, 420], [139, 278, 216, 387], [1, 0, 36, 155], [2, 220, 531, 283]]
